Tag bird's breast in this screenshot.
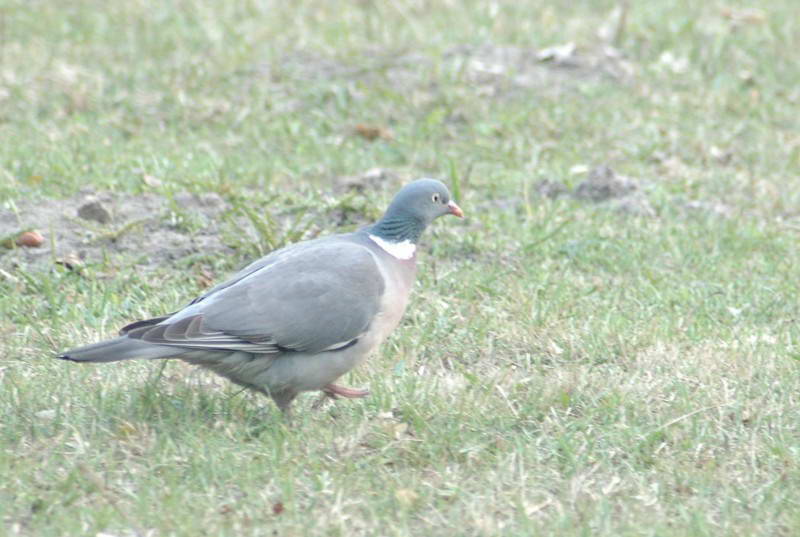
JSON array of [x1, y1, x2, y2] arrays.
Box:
[[359, 255, 417, 359]]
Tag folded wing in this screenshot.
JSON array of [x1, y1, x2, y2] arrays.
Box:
[[126, 239, 385, 355]]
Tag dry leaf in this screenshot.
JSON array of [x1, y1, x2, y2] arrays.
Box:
[[391, 422, 409, 440], [116, 420, 138, 438], [395, 489, 419, 507], [354, 124, 393, 141], [56, 252, 83, 271], [219, 504, 234, 515], [720, 6, 766, 24], [143, 174, 163, 188], [272, 502, 285, 515], [196, 268, 215, 288]]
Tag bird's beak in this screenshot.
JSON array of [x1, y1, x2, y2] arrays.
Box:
[[447, 200, 464, 218]]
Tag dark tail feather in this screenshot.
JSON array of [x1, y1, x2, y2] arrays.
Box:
[[119, 314, 175, 335], [57, 336, 181, 363]]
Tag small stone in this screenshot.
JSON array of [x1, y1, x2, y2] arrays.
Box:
[[16, 230, 45, 248], [78, 199, 112, 224]]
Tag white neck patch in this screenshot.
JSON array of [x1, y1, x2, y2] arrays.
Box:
[[369, 234, 416, 260]]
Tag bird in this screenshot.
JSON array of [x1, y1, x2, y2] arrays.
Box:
[[58, 178, 464, 415]]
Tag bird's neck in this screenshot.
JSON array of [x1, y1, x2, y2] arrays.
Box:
[[369, 213, 425, 244]]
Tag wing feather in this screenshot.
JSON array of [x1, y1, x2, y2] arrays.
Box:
[[125, 236, 384, 355]]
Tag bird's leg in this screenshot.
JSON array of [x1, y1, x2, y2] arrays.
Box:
[[270, 390, 298, 419], [311, 383, 370, 410], [323, 383, 370, 398]]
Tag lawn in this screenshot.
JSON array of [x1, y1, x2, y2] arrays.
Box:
[[2, 1, 800, 535]]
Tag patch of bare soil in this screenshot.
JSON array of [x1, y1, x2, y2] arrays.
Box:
[[534, 165, 737, 219], [261, 42, 632, 104], [0, 172, 391, 276], [535, 165, 655, 217], [333, 167, 400, 194], [0, 189, 234, 273], [447, 43, 634, 97]]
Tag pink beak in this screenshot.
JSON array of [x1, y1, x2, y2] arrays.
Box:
[[447, 200, 464, 218]]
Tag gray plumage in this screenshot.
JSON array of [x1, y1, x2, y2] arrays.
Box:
[[58, 179, 463, 414]]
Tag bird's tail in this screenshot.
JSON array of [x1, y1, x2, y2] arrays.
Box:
[[57, 336, 182, 363]]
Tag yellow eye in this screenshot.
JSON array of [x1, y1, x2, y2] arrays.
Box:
[[432, 193, 440, 203]]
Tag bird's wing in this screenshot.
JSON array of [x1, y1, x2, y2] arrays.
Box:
[[127, 238, 385, 355]]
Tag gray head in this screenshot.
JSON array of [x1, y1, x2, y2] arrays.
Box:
[[370, 178, 463, 243]]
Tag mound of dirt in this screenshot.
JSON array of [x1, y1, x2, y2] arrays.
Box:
[[533, 165, 655, 217], [573, 165, 638, 202]]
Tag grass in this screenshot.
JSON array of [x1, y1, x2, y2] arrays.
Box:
[[2, 0, 800, 535]]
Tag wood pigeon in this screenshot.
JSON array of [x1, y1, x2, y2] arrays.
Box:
[[58, 179, 464, 414]]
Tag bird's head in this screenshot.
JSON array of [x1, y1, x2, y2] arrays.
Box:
[[370, 178, 463, 244], [386, 178, 463, 225]]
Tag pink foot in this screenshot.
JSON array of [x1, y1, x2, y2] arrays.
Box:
[[312, 384, 370, 410], [323, 383, 371, 399]]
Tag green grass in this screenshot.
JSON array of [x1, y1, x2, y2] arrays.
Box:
[[2, 1, 800, 535]]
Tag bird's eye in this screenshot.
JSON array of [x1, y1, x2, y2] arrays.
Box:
[[432, 193, 440, 203]]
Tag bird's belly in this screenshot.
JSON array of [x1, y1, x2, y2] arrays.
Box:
[[262, 344, 368, 393], [257, 300, 410, 394]]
